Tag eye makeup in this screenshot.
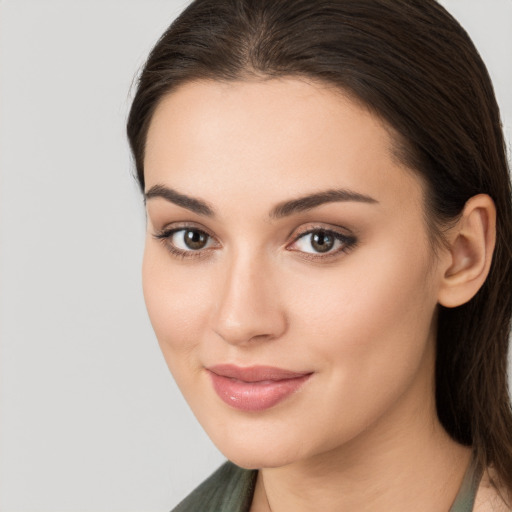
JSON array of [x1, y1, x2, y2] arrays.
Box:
[[286, 225, 358, 262], [152, 220, 358, 263], [153, 223, 220, 261]]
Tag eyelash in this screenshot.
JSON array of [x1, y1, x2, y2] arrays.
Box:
[[152, 224, 357, 261], [153, 225, 218, 260], [287, 227, 357, 261]]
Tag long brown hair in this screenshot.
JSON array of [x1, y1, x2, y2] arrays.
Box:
[[127, 0, 512, 491]]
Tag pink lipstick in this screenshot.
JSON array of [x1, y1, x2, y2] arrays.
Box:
[[207, 364, 312, 412]]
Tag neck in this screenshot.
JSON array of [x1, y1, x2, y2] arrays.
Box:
[[254, 427, 470, 512]]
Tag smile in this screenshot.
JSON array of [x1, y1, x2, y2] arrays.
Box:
[[207, 364, 313, 412]]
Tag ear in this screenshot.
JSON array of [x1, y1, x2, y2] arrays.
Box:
[[437, 194, 496, 308]]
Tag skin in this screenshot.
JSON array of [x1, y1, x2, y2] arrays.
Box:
[[142, 78, 498, 511]]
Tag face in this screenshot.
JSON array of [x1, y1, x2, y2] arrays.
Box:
[[143, 79, 444, 469]]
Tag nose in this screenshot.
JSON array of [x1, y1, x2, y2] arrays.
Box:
[[211, 253, 288, 346]]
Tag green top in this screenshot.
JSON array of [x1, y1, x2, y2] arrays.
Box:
[[172, 455, 482, 512]]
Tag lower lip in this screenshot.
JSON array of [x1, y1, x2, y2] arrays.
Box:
[[208, 371, 312, 412]]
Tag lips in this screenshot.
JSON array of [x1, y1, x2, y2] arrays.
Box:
[[207, 364, 312, 412]]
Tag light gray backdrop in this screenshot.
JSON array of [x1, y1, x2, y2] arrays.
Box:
[[0, 1, 511, 511]]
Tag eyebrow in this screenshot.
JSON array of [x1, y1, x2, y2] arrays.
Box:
[[270, 189, 378, 219], [144, 184, 378, 219], [145, 184, 214, 217]]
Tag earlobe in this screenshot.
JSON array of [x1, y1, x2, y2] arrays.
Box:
[[437, 194, 496, 308]]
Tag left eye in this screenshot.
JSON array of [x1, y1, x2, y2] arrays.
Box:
[[290, 229, 352, 254]]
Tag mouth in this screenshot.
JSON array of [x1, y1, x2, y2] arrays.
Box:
[[206, 364, 313, 412]]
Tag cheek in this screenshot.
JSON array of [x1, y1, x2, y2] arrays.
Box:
[[291, 245, 434, 332], [141, 243, 212, 369], [286, 236, 437, 407]]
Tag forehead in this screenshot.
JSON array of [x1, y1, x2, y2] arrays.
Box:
[[144, 78, 424, 214]]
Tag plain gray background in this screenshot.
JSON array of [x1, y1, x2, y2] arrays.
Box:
[[0, 1, 511, 510]]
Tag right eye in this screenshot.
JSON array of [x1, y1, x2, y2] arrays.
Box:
[[171, 228, 211, 250], [154, 227, 219, 258]]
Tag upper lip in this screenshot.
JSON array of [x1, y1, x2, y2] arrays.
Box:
[[207, 364, 312, 382]]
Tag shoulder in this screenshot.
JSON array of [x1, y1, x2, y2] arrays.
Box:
[[171, 461, 258, 512], [474, 468, 512, 512]]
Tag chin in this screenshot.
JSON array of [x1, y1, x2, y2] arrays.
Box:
[[223, 448, 298, 470], [203, 425, 311, 470]]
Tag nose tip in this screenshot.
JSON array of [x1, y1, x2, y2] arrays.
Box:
[[214, 316, 278, 345], [211, 262, 287, 346]]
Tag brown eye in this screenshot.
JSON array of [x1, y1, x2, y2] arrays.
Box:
[[154, 226, 219, 259], [310, 230, 335, 253], [288, 227, 357, 257], [183, 229, 209, 250]]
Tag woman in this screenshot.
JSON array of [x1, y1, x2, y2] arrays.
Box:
[[127, 0, 512, 510]]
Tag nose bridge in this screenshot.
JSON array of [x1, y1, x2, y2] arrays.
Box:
[[211, 247, 286, 345]]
